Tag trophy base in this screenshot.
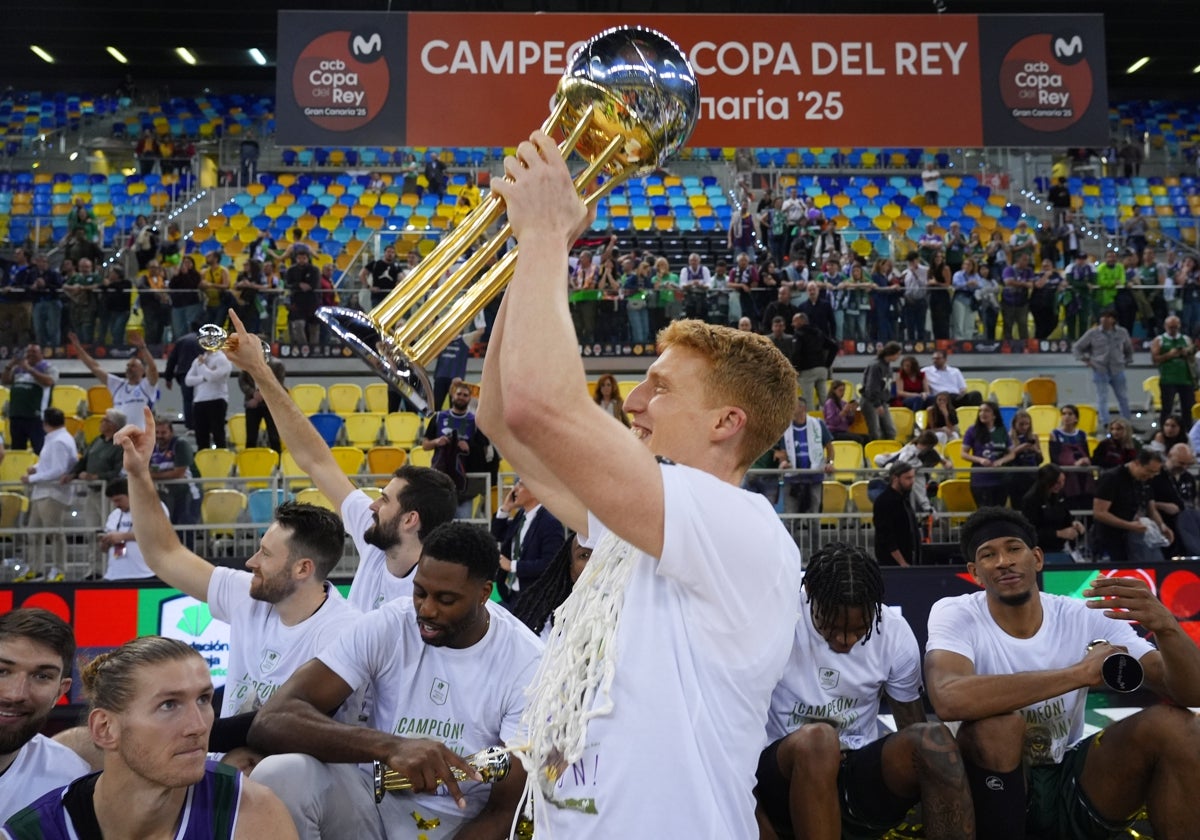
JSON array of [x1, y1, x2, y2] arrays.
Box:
[[316, 306, 435, 416]]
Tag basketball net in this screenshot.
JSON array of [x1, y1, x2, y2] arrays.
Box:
[[510, 529, 638, 838]]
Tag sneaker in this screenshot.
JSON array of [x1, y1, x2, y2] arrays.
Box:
[[13, 570, 44, 583]]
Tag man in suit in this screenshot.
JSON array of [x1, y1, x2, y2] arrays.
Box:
[[491, 477, 566, 607]]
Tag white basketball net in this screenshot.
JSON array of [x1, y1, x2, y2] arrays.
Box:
[[510, 529, 637, 838]]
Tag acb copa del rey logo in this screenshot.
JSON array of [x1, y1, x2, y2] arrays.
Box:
[[292, 28, 389, 131], [998, 31, 1093, 132]]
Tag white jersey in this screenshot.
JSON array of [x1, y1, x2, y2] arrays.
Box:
[[927, 591, 1155, 762], [106, 373, 157, 429], [102, 502, 169, 580], [343, 490, 410, 612], [0, 735, 91, 822], [207, 567, 359, 718], [318, 599, 542, 822], [537, 463, 803, 840], [766, 601, 922, 750]]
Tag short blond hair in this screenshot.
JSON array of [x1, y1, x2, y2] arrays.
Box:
[[657, 320, 797, 470]]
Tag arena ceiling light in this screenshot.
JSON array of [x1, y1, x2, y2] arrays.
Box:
[[249, 48, 267, 66], [1194, 63, 1200, 74], [107, 46, 128, 65], [1125, 56, 1150, 74], [30, 45, 55, 64], [176, 47, 197, 66]]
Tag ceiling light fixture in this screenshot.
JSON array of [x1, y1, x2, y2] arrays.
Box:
[[107, 46, 128, 64], [249, 48, 267, 66], [176, 47, 197, 66], [1126, 56, 1150, 74], [30, 45, 55, 64]]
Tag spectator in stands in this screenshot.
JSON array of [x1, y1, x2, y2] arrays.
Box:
[[595, 249, 624, 342], [1177, 256, 1200, 335], [1061, 251, 1096, 340], [926, 391, 960, 446], [1092, 417, 1139, 470], [1152, 415, 1189, 453], [1094, 249, 1126, 315], [1047, 177, 1072, 229], [130, 214, 159, 271], [760, 286, 795, 335], [94, 265, 133, 346], [842, 262, 871, 342], [23, 254, 62, 348], [1006, 409, 1044, 508], [67, 408, 126, 529], [893, 355, 929, 411], [360, 244, 402, 310], [492, 477, 567, 607], [760, 195, 788, 266], [649, 256, 679, 336], [163, 321, 202, 431], [185, 346, 231, 450], [796, 279, 836, 342], [922, 350, 984, 407], [62, 258, 98, 345], [1020, 464, 1085, 564], [149, 413, 200, 546], [239, 131, 261, 186], [423, 153, 447, 199], [1029, 258, 1063, 339], [201, 251, 233, 328], [593, 373, 630, 427], [97, 478, 160, 580], [421, 379, 483, 516], [818, 259, 846, 340], [0, 609, 92, 821], [136, 261, 170, 345], [791, 310, 838, 409], [861, 342, 901, 443], [921, 161, 941, 205], [870, 257, 900, 342], [985, 230, 1009, 273], [239, 355, 285, 451], [19, 408, 77, 581], [765, 315, 794, 359], [285, 247, 320, 345], [679, 252, 713, 322], [1008, 219, 1037, 265], [622, 257, 652, 344], [1073, 307, 1133, 430], [773, 395, 835, 524], [824, 380, 868, 446], [1122, 205, 1149, 261], [1151, 315, 1195, 429], [135, 128, 159, 175], [570, 249, 600, 344], [71, 330, 159, 430], [725, 255, 757, 330], [1092, 448, 1171, 563], [900, 252, 929, 342], [168, 254, 204, 341], [917, 223, 944, 265], [1049, 403, 1094, 512], [1000, 252, 1034, 341], [945, 220, 968, 273], [231, 259, 267, 336], [949, 257, 982, 340], [873, 461, 919, 567], [1, 344, 58, 454], [727, 203, 758, 255], [962, 401, 1012, 508], [1150, 443, 1200, 557]]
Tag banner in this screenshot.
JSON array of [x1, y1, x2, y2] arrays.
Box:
[[277, 11, 1107, 148]]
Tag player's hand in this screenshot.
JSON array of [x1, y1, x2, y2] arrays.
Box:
[[491, 131, 591, 249], [381, 737, 481, 809], [1084, 576, 1179, 635], [114, 407, 157, 477], [1076, 640, 1128, 688], [225, 311, 268, 374]]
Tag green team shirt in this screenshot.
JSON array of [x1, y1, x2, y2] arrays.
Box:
[[1158, 333, 1194, 386]]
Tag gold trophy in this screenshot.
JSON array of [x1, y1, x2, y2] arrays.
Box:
[[316, 26, 699, 415], [196, 323, 272, 362], [372, 746, 511, 804]]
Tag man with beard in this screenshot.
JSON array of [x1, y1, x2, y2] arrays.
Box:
[[926, 508, 1200, 840], [223, 312, 458, 612], [117, 408, 357, 719], [872, 461, 920, 567], [248, 522, 542, 840], [422, 378, 481, 518], [0, 609, 91, 821]]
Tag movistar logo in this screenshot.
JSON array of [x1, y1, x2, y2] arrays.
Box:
[[352, 33, 382, 59], [1053, 36, 1083, 59]]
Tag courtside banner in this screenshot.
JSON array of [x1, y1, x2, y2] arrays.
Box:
[[276, 12, 1106, 147]]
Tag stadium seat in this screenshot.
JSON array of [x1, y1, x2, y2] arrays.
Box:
[[888, 407, 915, 443], [831, 440, 864, 483], [366, 445, 407, 480], [407, 447, 434, 468], [956, 406, 980, 429], [328, 383, 364, 415], [364, 383, 390, 414], [343, 413, 384, 449], [938, 479, 976, 524], [330, 446, 365, 476], [820, 481, 849, 530], [864, 439, 901, 467], [235, 448, 279, 489], [247, 488, 284, 536], [943, 439, 971, 471], [49, 384, 88, 417], [227, 413, 248, 451], [193, 448, 237, 479], [1024, 377, 1058, 406], [1027, 405, 1061, 438], [849, 481, 873, 523], [308, 413, 345, 447], [1142, 375, 1161, 411], [0, 451, 37, 482], [280, 450, 312, 491], [294, 487, 336, 511], [989, 378, 1024, 407], [385, 412, 423, 447], [289, 383, 326, 413]]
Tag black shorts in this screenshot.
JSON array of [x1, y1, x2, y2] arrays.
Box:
[[755, 733, 917, 839], [1026, 734, 1135, 840]]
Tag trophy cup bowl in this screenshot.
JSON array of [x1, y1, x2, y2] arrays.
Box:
[[372, 745, 511, 804], [316, 26, 698, 415], [197, 324, 272, 363]]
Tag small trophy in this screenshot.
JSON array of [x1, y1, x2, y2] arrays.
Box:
[[372, 746, 511, 804], [1087, 639, 1144, 693]]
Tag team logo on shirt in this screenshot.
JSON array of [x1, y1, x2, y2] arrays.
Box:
[[260, 649, 282, 673], [818, 667, 840, 690], [430, 677, 449, 705]]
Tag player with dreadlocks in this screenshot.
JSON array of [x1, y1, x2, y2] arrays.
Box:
[[510, 532, 592, 638], [754, 542, 975, 840]]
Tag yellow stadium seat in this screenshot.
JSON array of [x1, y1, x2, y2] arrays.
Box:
[[50, 385, 88, 417], [820, 481, 849, 529], [889, 407, 915, 443], [201, 489, 247, 531], [943, 439, 971, 471], [294, 487, 336, 511], [1024, 377, 1058, 406], [1075, 405, 1099, 434], [236, 448, 279, 489], [193, 448, 237, 479], [330, 446, 365, 475], [227, 413, 248, 451], [366, 445, 407, 480], [938, 478, 976, 525], [81, 414, 104, 443], [849, 481, 873, 522], [343, 413, 384, 449], [831, 440, 864, 483], [364, 383, 390, 414], [289, 383, 326, 414], [407, 447, 434, 468], [1142, 375, 1161, 411], [864, 439, 901, 467], [327, 383, 364, 415], [385, 412, 424, 447], [989, 378, 1024, 407], [0, 450, 37, 482], [957, 406, 980, 429], [280, 450, 311, 491]]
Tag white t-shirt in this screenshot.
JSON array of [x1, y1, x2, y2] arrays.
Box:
[[106, 373, 157, 429], [101, 501, 168, 580], [921, 364, 968, 396], [536, 463, 803, 840], [343, 490, 409, 612], [926, 591, 1155, 763], [207, 567, 359, 718], [318, 599, 542, 821], [766, 602, 921, 750], [0, 735, 91, 821]]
